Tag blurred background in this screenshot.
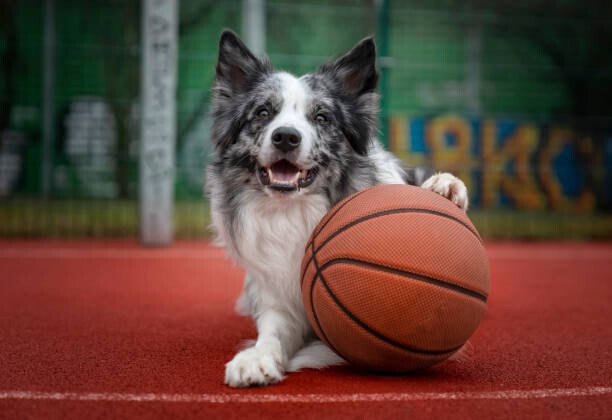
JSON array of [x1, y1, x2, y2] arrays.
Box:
[[1, 0, 611, 240]]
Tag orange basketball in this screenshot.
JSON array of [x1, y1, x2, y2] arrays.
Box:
[[301, 184, 490, 372]]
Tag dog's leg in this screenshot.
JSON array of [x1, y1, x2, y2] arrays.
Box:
[[287, 339, 345, 372], [421, 172, 469, 210], [224, 308, 303, 387]]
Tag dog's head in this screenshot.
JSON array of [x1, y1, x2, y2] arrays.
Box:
[[211, 30, 379, 197]]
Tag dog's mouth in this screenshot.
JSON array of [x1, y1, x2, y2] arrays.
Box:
[[257, 160, 317, 192]]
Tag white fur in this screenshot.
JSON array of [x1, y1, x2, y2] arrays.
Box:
[[421, 172, 469, 210], [209, 32, 471, 387], [211, 78, 469, 388], [214, 191, 331, 387], [287, 340, 345, 372], [213, 156, 468, 388], [369, 142, 408, 184], [259, 73, 317, 168]]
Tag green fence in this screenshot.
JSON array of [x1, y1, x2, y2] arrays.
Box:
[[1, 0, 611, 239]]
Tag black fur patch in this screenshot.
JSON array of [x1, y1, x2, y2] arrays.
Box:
[[211, 30, 273, 152], [206, 31, 408, 238], [311, 37, 380, 155]]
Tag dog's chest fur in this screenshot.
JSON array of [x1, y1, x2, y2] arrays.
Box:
[[213, 190, 330, 316]]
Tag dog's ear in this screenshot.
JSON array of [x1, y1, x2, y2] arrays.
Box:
[[318, 38, 379, 155], [212, 31, 271, 152], [216, 30, 268, 94], [323, 37, 378, 97]]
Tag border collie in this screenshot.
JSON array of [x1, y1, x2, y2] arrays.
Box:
[[206, 31, 469, 387]]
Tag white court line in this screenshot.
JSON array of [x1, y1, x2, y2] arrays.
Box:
[[0, 387, 610, 403]]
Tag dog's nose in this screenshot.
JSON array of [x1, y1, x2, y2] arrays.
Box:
[[271, 127, 301, 153]]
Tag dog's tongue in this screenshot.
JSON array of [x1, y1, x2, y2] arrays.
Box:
[[269, 160, 300, 184]]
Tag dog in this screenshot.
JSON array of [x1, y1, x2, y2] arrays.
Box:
[[206, 30, 469, 388]]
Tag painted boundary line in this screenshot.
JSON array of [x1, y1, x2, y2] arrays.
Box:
[[0, 248, 610, 260], [0, 387, 610, 404]]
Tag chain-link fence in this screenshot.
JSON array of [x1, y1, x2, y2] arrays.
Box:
[[1, 0, 611, 239]]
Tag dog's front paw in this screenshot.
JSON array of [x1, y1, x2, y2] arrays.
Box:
[[421, 172, 469, 210], [224, 346, 284, 388]]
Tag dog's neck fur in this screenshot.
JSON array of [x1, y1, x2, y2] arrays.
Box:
[[211, 188, 329, 327]]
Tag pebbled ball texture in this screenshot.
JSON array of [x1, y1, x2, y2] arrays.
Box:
[[301, 184, 490, 372]]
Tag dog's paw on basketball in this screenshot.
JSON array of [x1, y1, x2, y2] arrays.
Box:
[[421, 172, 469, 211], [224, 346, 284, 387]]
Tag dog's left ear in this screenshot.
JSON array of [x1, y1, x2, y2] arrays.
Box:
[[319, 38, 379, 155], [324, 37, 378, 96]]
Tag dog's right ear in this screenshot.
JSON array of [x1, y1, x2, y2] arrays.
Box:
[[320, 37, 378, 97], [216, 30, 268, 94], [212, 31, 271, 152]]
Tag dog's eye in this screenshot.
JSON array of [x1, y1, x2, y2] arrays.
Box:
[[256, 108, 270, 119], [315, 113, 328, 125]]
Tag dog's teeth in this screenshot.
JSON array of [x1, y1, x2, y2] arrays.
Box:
[[262, 161, 316, 191], [268, 168, 300, 185]]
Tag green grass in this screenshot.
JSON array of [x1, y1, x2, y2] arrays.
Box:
[[469, 210, 612, 240], [0, 199, 210, 238], [1, 198, 611, 240]]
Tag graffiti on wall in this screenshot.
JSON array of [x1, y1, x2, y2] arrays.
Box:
[[390, 115, 601, 212]]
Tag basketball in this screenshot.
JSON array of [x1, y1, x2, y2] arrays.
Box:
[[301, 184, 490, 372]]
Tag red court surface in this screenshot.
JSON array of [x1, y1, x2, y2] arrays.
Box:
[[0, 240, 611, 419]]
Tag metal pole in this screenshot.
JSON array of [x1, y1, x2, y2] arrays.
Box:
[[241, 0, 266, 57], [139, 0, 178, 246], [376, 0, 391, 149], [41, 0, 56, 197]]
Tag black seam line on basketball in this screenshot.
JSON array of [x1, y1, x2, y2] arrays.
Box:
[[319, 207, 482, 262], [301, 206, 481, 288], [300, 206, 481, 290], [301, 188, 370, 284], [314, 262, 464, 357], [321, 258, 488, 303], [311, 238, 462, 358], [312, 188, 370, 243], [308, 239, 348, 362]]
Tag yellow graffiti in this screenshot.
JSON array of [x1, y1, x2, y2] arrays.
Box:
[[425, 116, 474, 194], [539, 129, 594, 212], [482, 121, 545, 209], [389, 115, 427, 166], [389, 115, 408, 158], [388, 115, 595, 212]]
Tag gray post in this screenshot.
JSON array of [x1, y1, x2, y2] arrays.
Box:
[[241, 0, 266, 56], [41, 0, 56, 197], [139, 0, 178, 246]]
